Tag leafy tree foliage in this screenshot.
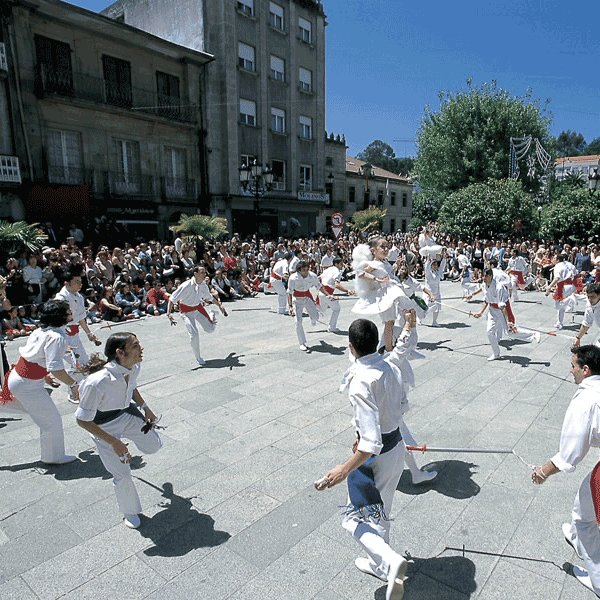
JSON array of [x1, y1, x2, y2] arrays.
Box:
[[0, 221, 47, 259], [350, 207, 387, 232], [585, 137, 600, 155], [555, 130, 587, 157], [437, 178, 535, 238], [357, 140, 414, 175], [170, 214, 228, 239], [540, 187, 600, 242], [413, 81, 551, 202]]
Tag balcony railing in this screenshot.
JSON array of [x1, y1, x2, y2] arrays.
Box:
[[163, 176, 197, 201], [48, 165, 89, 186], [0, 43, 7, 72], [34, 66, 197, 124], [0, 155, 21, 184], [107, 172, 157, 197]]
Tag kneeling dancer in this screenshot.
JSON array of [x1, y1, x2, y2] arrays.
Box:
[[319, 318, 407, 600], [76, 332, 162, 529]]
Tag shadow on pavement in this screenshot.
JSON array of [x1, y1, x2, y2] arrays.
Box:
[[417, 340, 452, 352], [375, 555, 477, 599], [397, 460, 480, 500], [309, 340, 346, 355], [437, 322, 470, 329], [138, 481, 231, 557], [202, 352, 246, 369], [507, 355, 551, 368], [0, 417, 21, 430]]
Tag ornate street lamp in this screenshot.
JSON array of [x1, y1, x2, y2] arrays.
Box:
[[588, 167, 600, 195], [359, 162, 374, 208], [239, 159, 273, 235]]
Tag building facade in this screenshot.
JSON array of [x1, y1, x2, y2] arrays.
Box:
[[2, 0, 213, 239], [554, 154, 600, 181], [103, 0, 329, 237]]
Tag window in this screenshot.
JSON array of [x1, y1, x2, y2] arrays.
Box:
[[241, 153, 256, 168], [326, 156, 333, 166], [238, 42, 255, 71], [390, 219, 396, 232], [348, 185, 355, 203], [299, 115, 312, 140], [35, 35, 73, 95], [390, 191, 396, 206], [299, 164, 312, 191], [401, 219, 407, 233], [103, 55, 132, 107], [113, 139, 140, 193], [271, 159, 286, 190], [237, 0, 254, 16], [269, 2, 285, 31], [240, 98, 256, 126], [271, 107, 285, 133], [156, 71, 181, 117], [298, 17, 312, 43], [298, 67, 312, 92], [270, 55, 285, 81], [402, 191, 408, 207], [47, 129, 83, 184], [377, 190, 384, 206], [165, 147, 187, 197]]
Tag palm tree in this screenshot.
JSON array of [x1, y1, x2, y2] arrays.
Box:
[[350, 207, 387, 233], [169, 214, 228, 239], [0, 221, 47, 258]]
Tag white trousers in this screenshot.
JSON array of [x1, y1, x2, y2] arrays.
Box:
[[554, 289, 576, 325], [4, 372, 66, 462], [182, 310, 215, 361], [486, 307, 537, 356], [293, 297, 319, 345], [64, 333, 90, 371], [92, 411, 162, 516], [569, 470, 600, 594], [342, 443, 405, 580], [318, 293, 341, 330], [270, 280, 287, 313]]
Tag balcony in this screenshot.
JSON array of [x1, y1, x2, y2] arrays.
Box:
[[0, 43, 7, 73], [48, 165, 90, 186], [107, 172, 157, 197], [0, 155, 21, 184], [34, 66, 197, 124], [162, 176, 198, 201]]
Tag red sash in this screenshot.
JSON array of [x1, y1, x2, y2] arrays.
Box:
[[293, 290, 314, 301], [591, 461, 600, 523], [179, 302, 212, 321], [321, 285, 335, 295], [270, 271, 282, 281], [66, 324, 80, 336], [489, 301, 516, 324], [508, 270, 525, 286], [0, 357, 49, 404], [553, 278, 574, 301]]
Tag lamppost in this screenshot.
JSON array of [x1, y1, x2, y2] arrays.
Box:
[[239, 159, 274, 235], [588, 167, 600, 195], [537, 204, 542, 238], [326, 171, 334, 205], [359, 162, 373, 209]]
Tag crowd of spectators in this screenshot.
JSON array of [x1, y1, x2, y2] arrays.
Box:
[[1, 216, 599, 341]]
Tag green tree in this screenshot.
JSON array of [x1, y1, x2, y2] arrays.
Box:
[[357, 140, 414, 175], [437, 178, 535, 237], [170, 214, 228, 239], [413, 81, 551, 202], [585, 137, 600, 155], [555, 130, 587, 157], [350, 207, 387, 232], [0, 221, 47, 259], [540, 187, 600, 241]]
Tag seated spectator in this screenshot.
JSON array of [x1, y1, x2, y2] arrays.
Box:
[[17, 305, 38, 328], [146, 280, 169, 315], [99, 285, 126, 322], [211, 268, 240, 301], [242, 268, 261, 295], [115, 282, 143, 319], [2, 306, 32, 339]]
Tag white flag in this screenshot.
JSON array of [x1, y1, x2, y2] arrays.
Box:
[[385, 178, 389, 197]]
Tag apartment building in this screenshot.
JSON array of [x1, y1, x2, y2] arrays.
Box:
[[2, 0, 213, 238], [103, 0, 328, 237]]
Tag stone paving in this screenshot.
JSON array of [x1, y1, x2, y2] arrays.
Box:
[[0, 282, 597, 599]]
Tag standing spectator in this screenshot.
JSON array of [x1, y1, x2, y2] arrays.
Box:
[[22, 255, 44, 305]]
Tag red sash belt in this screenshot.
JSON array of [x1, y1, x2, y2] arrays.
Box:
[[179, 302, 211, 321], [591, 461, 600, 524], [321, 285, 335, 295], [66, 324, 80, 336], [553, 278, 574, 301], [270, 271, 282, 280], [0, 357, 49, 405], [489, 301, 516, 324], [293, 290, 314, 301], [508, 270, 525, 285]]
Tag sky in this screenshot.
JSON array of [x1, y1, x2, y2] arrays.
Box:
[[68, 0, 600, 158]]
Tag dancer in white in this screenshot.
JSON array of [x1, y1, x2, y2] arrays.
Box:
[[425, 255, 446, 327], [574, 283, 600, 348], [351, 237, 410, 352], [532, 345, 600, 597], [167, 266, 227, 366], [473, 268, 540, 361], [461, 267, 483, 302], [318, 319, 407, 600], [76, 332, 162, 529], [0, 300, 79, 464], [319, 257, 355, 333], [55, 268, 101, 403], [288, 260, 332, 351], [506, 248, 529, 301], [546, 253, 577, 330], [269, 252, 291, 314]]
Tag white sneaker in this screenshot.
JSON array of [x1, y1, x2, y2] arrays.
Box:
[[386, 555, 408, 600], [573, 565, 600, 596], [42, 454, 78, 465], [431, 322, 440, 328], [328, 327, 341, 334], [487, 354, 500, 361], [299, 344, 309, 352], [355, 557, 385, 582], [555, 322, 563, 330], [196, 357, 206, 366], [562, 522, 583, 559], [411, 468, 438, 485], [123, 514, 141, 529], [533, 332, 541, 343]]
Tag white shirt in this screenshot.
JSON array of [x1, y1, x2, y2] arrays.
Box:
[[484, 278, 509, 308], [320, 266, 341, 289], [388, 245, 400, 263], [551, 375, 600, 473], [397, 275, 422, 297], [508, 256, 528, 273], [320, 254, 334, 268], [582, 300, 600, 329], [554, 261, 577, 282], [55, 286, 87, 324], [288, 271, 320, 295], [170, 278, 212, 306], [340, 353, 405, 455], [289, 256, 300, 274], [23, 265, 43, 285], [76, 361, 141, 422], [271, 258, 289, 281], [457, 254, 471, 269], [425, 259, 446, 292], [19, 327, 67, 371]]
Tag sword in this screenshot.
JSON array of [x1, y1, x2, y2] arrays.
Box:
[[438, 301, 472, 317], [406, 444, 535, 469]]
